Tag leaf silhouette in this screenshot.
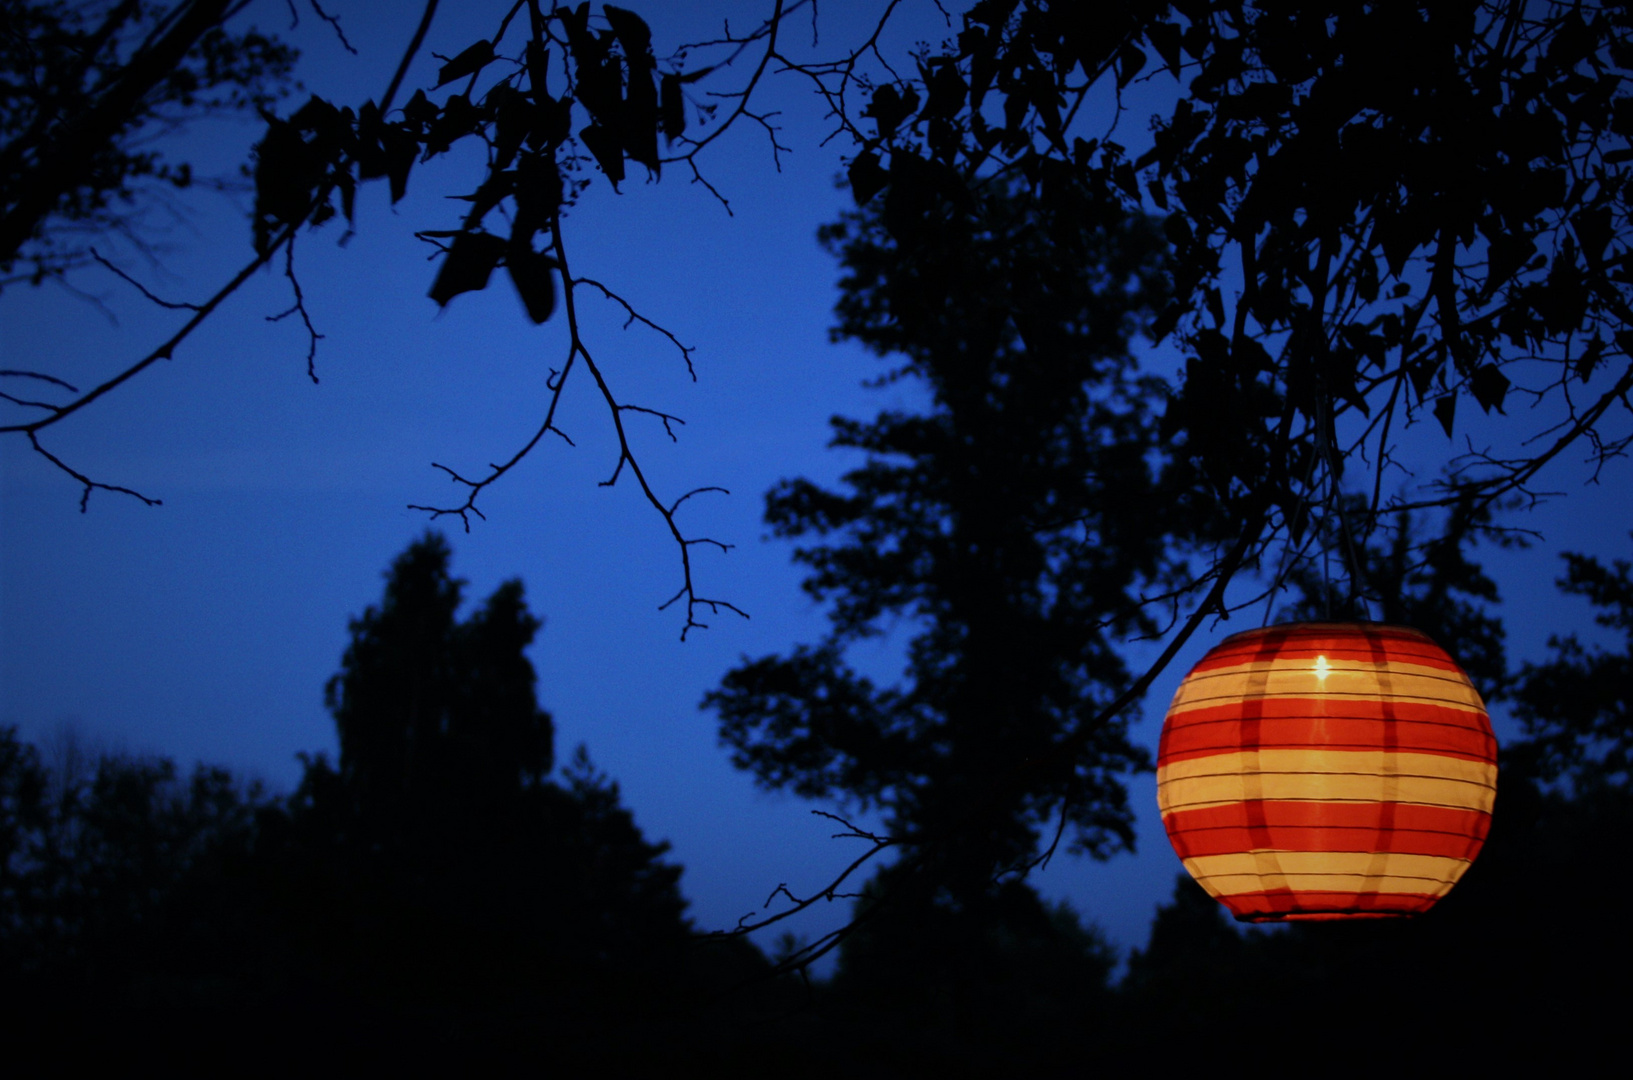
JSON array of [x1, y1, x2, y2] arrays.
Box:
[[660, 73, 685, 140], [1469, 363, 1511, 414], [579, 124, 625, 187], [863, 85, 920, 138], [849, 151, 889, 205], [436, 40, 495, 89], [507, 247, 558, 324], [1435, 394, 1457, 437], [429, 232, 507, 307], [603, 6, 652, 57]]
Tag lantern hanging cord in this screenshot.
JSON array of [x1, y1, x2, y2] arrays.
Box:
[[1314, 370, 1372, 621], [1261, 429, 1323, 628], [1322, 531, 1332, 621]]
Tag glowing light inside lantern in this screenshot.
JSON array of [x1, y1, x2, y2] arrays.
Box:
[[1314, 653, 1330, 682]]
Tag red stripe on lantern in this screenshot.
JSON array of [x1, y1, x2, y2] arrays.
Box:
[[1163, 801, 1492, 860], [1160, 704, 1497, 763], [1186, 634, 1468, 675], [1217, 889, 1442, 921], [1156, 622, 1498, 922]]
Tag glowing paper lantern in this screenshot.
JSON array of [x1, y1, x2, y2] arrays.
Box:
[[1156, 622, 1497, 921]]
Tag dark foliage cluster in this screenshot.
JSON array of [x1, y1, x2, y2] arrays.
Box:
[[1276, 497, 1515, 700], [0, 0, 297, 281], [240, 2, 758, 633], [8, 1, 1631, 636], [742, 538, 1633, 1075], [231, 0, 1633, 554], [0, 728, 263, 978], [1116, 771, 1633, 1073], [715, 181, 1174, 844], [9, 722, 1622, 1071], [772, 757, 1633, 1075], [820, 0, 1633, 613], [1513, 539, 1633, 784], [247, 1, 690, 316], [288, 534, 694, 984]]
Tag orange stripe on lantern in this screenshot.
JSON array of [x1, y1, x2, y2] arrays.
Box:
[[1167, 666, 1485, 715], [1189, 850, 1471, 887], [1157, 751, 1497, 812], [1156, 622, 1497, 921]]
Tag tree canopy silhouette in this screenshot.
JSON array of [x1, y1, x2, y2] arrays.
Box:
[[1112, 532, 1630, 1069], [7, 1, 1628, 640], [705, 176, 1180, 973], [1513, 538, 1633, 784], [697, 0, 1632, 975], [1, 535, 738, 1066], [0, 723, 269, 1009], [324, 532, 555, 834], [295, 531, 689, 975]]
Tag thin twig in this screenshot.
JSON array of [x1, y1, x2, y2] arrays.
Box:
[[265, 237, 323, 383], [306, 0, 358, 54], [0, 370, 79, 392], [574, 276, 697, 379], [29, 431, 160, 511], [90, 248, 201, 310]]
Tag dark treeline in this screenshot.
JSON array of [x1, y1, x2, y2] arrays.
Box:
[[0, 535, 775, 1070], [4, 531, 1630, 1072]]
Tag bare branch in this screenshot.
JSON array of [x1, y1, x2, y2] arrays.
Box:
[[382, 1, 441, 114], [0, 370, 79, 392], [404, 331, 576, 532], [28, 432, 161, 512], [618, 404, 685, 441], [264, 237, 323, 383], [407, 210, 744, 636], [1, 391, 65, 411], [668, 485, 729, 515], [574, 276, 697, 379], [304, 1, 359, 55], [680, 159, 735, 215], [1388, 363, 1633, 518], [661, 0, 794, 204], [90, 248, 201, 310], [724, 814, 898, 938], [549, 225, 745, 640], [0, 222, 296, 440], [4, 0, 447, 505]]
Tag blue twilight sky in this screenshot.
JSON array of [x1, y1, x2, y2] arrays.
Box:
[[2, 1, 1629, 964]]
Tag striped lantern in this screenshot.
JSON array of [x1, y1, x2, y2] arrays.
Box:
[[1156, 622, 1497, 921]]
